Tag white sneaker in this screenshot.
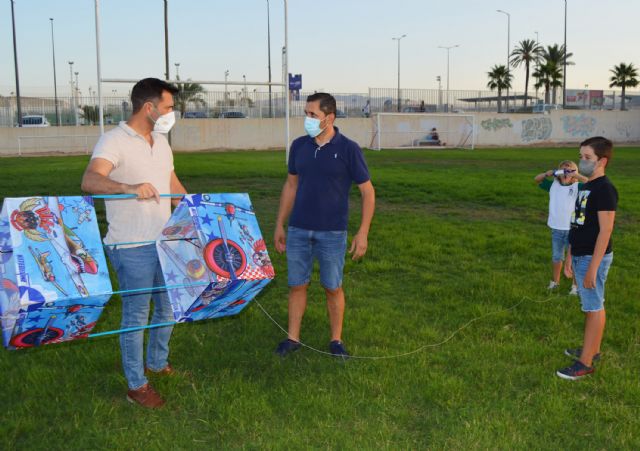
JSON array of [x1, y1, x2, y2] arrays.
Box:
[[569, 285, 578, 296], [547, 281, 559, 290]]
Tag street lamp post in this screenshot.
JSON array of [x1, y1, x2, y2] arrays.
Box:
[[10, 0, 22, 126], [224, 70, 229, 104], [164, 0, 169, 80], [438, 45, 459, 113], [583, 84, 588, 109], [175, 62, 180, 80], [243, 75, 247, 105], [497, 10, 511, 113], [49, 18, 60, 126], [75, 71, 80, 125], [534, 31, 539, 101], [266, 0, 273, 118], [68, 61, 78, 126], [436, 75, 442, 112], [392, 34, 407, 112], [563, 0, 567, 109]]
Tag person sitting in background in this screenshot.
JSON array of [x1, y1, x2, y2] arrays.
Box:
[[427, 128, 441, 145]]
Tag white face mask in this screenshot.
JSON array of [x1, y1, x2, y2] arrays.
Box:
[[151, 108, 176, 133]]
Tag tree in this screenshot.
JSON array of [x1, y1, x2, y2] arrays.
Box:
[[540, 44, 573, 104], [533, 62, 562, 104], [487, 64, 513, 113], [175, 80, 207, 116], [609, 62, 639, 111], [510, 39, 542, 108]]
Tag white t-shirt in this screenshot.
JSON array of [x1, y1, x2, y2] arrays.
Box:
[[548, 179, 580, 231], [91, 122, 174, 246]]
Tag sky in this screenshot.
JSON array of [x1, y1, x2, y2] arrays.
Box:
[[1, 0, 639, 97]]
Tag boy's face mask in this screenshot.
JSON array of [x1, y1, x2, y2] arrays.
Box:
[[579, 159, 598, 177]]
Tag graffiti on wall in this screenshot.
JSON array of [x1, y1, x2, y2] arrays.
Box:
[[615, 121, 634, 139], [561, 114, 596, 137], [521, 117, 552, 142], [481, 117, 513, 132]]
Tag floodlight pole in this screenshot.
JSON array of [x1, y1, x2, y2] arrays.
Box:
[[392, 34, 406, 112], [284, 0, 290, 163], [10, 0, 22, 126], [563, 0, 567, 109], [164, 0, 169, 81], [534, 31, 539, 101], [438, 45, 459, 113], [50, 18, 60, 126], [497, 10, 510, 113], [267, 0, 273, 118], [94, 0, 104, 134]]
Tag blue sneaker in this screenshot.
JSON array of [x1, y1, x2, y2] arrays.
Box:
[[564, 347, 601, 363], [556, 360, 595, 380], [275, 339, 301, 357], [329, 340, 350, 359]]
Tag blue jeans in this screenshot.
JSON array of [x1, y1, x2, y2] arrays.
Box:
[[572, 253, 613, 312], [550, 228, 570, 262], [286, 226, 347, 289], [106, 244, 175, 390]]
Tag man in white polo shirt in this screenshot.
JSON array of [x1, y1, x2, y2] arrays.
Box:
[[81, 78, 187, 408]]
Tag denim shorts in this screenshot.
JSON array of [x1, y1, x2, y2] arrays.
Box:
[[286, 226, 347, 290], [551, 228, 570, 262], [572, 253, 613, 312]]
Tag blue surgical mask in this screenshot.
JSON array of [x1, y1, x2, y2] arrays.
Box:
[[304, 116, 325, 138]]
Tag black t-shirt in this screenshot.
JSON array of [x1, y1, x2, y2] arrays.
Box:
[[569, 175, 618, 256]]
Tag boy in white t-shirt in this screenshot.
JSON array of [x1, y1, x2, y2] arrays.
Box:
[[534, 160, 587, 294]]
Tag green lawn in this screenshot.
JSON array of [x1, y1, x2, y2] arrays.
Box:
[[1, 148, 639, 449]]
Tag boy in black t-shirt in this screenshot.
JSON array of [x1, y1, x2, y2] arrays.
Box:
[[556, 137, 618, 380]]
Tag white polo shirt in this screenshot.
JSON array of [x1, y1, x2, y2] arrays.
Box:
[[91, 121, 174, 246]]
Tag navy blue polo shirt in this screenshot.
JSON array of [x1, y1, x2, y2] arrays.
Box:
[[288, 127, 370, 231]]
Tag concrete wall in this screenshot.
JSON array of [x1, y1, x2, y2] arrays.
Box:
[[1, 111, 639, 156], [473, 110, 640, 147]]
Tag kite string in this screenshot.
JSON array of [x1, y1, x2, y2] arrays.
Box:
[[254, 294, 558, 360]]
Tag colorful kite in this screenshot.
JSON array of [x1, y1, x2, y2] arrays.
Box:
[[157, 193, 275, 323], [0, 196, 112, 349], [0, 193, 274, 350]]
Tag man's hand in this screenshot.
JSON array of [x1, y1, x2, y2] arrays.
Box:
[[126, 182, 160, 203], [274, 225, 287, 253], [583, 268, 597, 289], [348, 232, 368, 260]]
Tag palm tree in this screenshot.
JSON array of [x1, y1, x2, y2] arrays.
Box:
[[510, 39, 542, 107], [609, 62, 639, 111], [540, 44, 573, 104], [175, 80, 207, 117], [487, 65, 513, 113]]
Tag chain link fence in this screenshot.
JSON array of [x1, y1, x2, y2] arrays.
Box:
[[2, 88, 639, 127]]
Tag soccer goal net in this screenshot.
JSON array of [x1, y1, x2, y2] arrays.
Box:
[[370, 113, 475, 150]]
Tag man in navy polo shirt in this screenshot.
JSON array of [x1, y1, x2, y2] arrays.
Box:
[[273, 92, 375, 358]]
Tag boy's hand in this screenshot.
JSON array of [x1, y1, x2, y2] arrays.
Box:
[[583, 268, 597, 289], [564, 262, 573, 279]]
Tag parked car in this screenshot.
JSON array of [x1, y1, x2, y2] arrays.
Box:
[[335, 109, 347, 118], [183, 111, 208, 119], [19, 115, 50, 127], [532, 103, 562, 114], [219, 111, 246, 119]]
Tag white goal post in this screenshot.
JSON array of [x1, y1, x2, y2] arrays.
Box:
[[371, 113, 475, 150]]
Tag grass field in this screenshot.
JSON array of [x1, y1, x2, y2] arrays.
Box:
[[0, 147, 639, 449]]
